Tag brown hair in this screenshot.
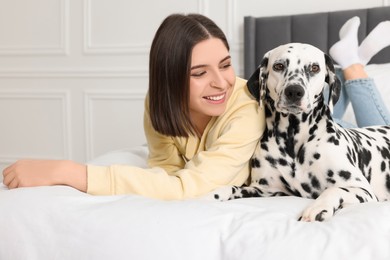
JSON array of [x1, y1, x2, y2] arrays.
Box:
[[148, 13, 230, 137]]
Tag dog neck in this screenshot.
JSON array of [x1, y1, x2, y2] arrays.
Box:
[[262, 93, 334, 158]]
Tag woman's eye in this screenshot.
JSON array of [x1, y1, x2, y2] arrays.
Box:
[[221, 63, 231, 69], [191, 71, 206, 77], [273, 63, 284, 71], [311, 64, 320, 73]]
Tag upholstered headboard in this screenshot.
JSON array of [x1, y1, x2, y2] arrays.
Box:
[[244, 6, 390, 78]]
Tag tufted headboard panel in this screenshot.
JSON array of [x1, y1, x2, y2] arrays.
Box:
[[244, 6, 390, 78]]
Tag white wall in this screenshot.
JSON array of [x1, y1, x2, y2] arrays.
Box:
[[0, 0, 387, 174]]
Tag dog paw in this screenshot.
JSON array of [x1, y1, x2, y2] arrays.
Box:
[[299, 204, 334, 222], [200, 186, 234, 201]]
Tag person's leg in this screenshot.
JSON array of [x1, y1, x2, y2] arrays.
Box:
[[358, 21, 390, 65], [343, 64, 390, 126], [329, 17, 390, 68], [326, 68, 358, 128], [329, 17, 390, 127], [329, 17, 360, 69]]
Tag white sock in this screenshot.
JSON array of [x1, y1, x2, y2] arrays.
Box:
[[358, 21, 390, 65], [329, 16, 361, 69]]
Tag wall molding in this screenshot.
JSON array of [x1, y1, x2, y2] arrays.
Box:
[[84, 89, 147, 160], [83, 0, 208, 55], [0, 67, 148, 78], [198, 0, 209, 15], [83, 0, 149, 55], [0, 0, 69, 56], [0, 90, 72, 159]]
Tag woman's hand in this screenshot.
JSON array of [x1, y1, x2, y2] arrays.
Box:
[[2, 160, 87, 192]]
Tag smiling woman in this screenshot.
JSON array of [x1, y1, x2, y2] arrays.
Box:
[[2, 13, 266, 200], [188, 38, 236, 135]]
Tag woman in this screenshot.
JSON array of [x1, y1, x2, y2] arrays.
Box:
[[2, 14, 265, 199], [3, 14, 390, 199]]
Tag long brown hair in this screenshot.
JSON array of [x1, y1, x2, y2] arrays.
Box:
[[148, 13, 230, 137]]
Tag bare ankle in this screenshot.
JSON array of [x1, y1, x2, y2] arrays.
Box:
[[343, 64, 368, 80]]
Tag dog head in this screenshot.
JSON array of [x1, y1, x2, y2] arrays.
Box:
[[247, 43, 341, 114]]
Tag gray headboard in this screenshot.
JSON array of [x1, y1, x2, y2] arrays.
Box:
[[244, 6, 390, 78]]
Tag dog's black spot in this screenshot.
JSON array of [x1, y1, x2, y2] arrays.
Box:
[[315, 210, 327, 222], [261, 143, 269, 151], [251, 158, 261, 168], [278, 158, 288, 166], [356, 194, 365, 203], [326, 121, 336, 134], [241, 188, 262, 198], [214, 194, 219, 200], [297, 146, 305, 164], [386, 175, 390, 192], [338, 198, 344, 209], [279, 176, 290, 188], [313, 153, 320, 160], [326, 178, 336, 184], [358, 148, 372, 173], [265, 156, 277, 168], [380, 147, 390, 159], [360, 187, 373, 199], [381, 161, 386, 172], [309, 125, 318, 135], [346, 146, 356, 165], [301, 183, 312, 193], [311, 175, 321, 189], [311, 192, 319, 199], [301, 112, 309, 123], [259, 178, 269, 186], [308, 135, 316, 142], [339, 170, 351, 181], [327, 136, 339, 145]]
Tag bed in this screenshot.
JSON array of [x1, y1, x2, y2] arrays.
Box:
[[1, 6, 390, 260]]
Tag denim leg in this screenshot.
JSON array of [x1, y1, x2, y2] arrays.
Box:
[[323, 68, 352, 127], [344, 78, 390, 126]]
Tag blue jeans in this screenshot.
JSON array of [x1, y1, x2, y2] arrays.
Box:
[[326, 68, 390, 128]]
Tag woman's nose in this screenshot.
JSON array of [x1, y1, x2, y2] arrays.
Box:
[[210, 72, 227, 90]]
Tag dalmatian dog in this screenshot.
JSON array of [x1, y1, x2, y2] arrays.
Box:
[[211, 43, 390, 222]]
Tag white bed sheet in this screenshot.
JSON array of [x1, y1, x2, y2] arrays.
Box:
[[1, 182, 390, 259]]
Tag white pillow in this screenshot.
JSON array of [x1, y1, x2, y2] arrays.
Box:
[[365, 63, 390, 103]]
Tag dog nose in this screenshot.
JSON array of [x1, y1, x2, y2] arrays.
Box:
[[285, 85, 304, 102]]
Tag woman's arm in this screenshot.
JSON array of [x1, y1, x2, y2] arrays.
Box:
[[3, 160, 87, 192]]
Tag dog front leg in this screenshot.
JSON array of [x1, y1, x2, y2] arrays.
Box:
[[299, 186, 377, 222]]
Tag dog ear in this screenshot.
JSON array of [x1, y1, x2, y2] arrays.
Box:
[[324, 53, 341, 112], [247, 56, 269, 103], [247, 66, 261, 101]]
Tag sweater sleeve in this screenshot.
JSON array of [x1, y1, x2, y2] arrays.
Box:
[[87, 84, 265, 200]]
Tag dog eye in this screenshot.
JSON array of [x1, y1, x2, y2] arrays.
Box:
[[273, 63, 284, 71], [311, 64, 320, 73]]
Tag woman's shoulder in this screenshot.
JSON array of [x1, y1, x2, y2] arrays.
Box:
[[230, 76, 256, 103]]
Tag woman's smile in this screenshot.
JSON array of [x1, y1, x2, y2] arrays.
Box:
[[203, 93, 226, 103]]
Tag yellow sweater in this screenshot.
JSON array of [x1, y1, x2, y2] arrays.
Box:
[[87, 77, 265, 199]]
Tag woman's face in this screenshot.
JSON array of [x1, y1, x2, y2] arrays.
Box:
[[189, 38, 236, 128]]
